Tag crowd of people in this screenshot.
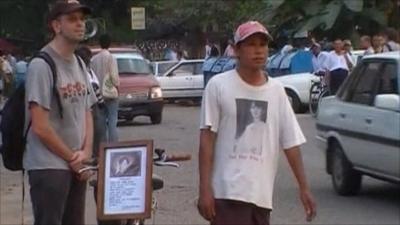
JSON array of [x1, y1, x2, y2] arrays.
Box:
[[0, 50, 29, 103], [133, 39, 189, 61], [309, 29, 399, 94]]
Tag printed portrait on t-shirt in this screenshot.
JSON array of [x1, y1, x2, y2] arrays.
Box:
[[234, 99, 268, 155], [110, 151, 142, 178]]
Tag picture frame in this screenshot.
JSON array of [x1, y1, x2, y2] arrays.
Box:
[[97, 140, 153, 221]]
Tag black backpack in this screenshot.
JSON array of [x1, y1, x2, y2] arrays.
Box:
[[0, 51, 64, 171]]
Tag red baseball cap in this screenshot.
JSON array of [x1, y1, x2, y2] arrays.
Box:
[[48, 0, 91, 23], [234, 21, 272, 45]]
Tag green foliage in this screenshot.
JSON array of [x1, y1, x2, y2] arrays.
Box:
[[0, 0, 396, 52]]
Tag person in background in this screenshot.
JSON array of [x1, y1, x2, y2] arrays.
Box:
[[310, 43, 329, 75], [383, 27, 400, 52], [6, 51, 17, 74], [367, 34, 385, 54], [343, 39, 353, 55], [91, 33, 120, 142], [326, 39, 354, 95], [205, 39, 212, 59], [360, 35, 373, 55], [223, 39, 236, 57], [0, 50, 14, 98], [177, 49, 187, 61], [209, 45, 220, 58], [14, 53, 28, 89]]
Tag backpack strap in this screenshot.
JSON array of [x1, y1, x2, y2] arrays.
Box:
[[74, 53, 84, 71], [34, 51, 63, 119]]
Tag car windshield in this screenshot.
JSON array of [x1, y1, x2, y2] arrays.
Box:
[[117, 58, 152, 75], [151, 62, 178, 75]]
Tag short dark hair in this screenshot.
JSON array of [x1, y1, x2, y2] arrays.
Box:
[[99, 34, 111, 49], [210, 45, 219, 57]]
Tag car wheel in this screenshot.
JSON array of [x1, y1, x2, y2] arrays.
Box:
[[285, 89, 302, 113], [125, 116, 134, 121], [150, 113, 162, 124], [331, 143, 362, 196]]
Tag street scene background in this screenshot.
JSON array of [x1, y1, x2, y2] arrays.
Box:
[[1, 104, 399, 225]]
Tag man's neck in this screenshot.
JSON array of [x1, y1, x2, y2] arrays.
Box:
[[49, 36, 78, 60], [236, 65, 267, 86]]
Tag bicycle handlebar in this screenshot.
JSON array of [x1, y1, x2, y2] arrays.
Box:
[[78, 149, 191, 173], [165, 154, 191, 162]]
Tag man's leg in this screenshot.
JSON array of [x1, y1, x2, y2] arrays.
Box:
[[105, 99, 119, 142], [62, 175, 87, 225], [28, 170, 72, 225], [251, 205, 271, 225]]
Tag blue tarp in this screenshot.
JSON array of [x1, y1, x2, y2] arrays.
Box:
[[202, 49, 314, 87]]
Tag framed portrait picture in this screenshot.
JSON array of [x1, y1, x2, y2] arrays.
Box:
[[97, 140, 153, 221]]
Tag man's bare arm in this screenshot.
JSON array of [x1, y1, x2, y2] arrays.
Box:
[[30, 103, 75, 162], [82, 110, 93, 156], [199, 128, 216, 194], [284, 146, 317, 222], [198, 128, 217, 221]]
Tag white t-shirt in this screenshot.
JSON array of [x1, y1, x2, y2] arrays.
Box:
[[200, 70, 306, 209], [327, 51, 354, 71], [312, 51, 330, 73]]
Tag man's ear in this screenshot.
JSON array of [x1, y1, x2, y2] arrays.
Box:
[[51, 20, 61, 35]]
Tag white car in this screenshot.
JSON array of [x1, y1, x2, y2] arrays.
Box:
[[316, 51, 400, 195], [155, 59, 205, 99], [271, 50, 367, 113], [272, 72, 318, 113]]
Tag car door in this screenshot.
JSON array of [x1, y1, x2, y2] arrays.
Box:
[[333, 60, 383, 168], [359, 61, 400, 178], [191, 62, 205, 97], [157, 63, 195, 98]]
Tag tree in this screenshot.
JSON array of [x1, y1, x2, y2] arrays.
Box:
[[257, 0, 399, 40]]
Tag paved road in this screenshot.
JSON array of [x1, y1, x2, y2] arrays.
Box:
[[1, 104, 399, 225]]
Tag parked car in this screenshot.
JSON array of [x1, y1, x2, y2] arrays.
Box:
[[316, 51, 400, 195], [155, 59, 204, 100], [91, 48, 164, 124]]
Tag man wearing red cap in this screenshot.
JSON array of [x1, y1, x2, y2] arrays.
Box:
[[198, 21, 316, 225], [24, 1, 96, 224]]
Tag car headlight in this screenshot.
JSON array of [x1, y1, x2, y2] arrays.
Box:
[[150, 87, 163, 99]]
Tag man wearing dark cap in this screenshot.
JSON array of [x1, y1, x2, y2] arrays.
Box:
[[24, 1, 97, 224], [198, 21, 316, 225]]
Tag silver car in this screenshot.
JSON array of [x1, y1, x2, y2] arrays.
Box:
[[155, 59, 204, 100], [316, 51, 400, 195]]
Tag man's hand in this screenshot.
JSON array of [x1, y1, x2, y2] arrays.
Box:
[[76, 170, 94, 181], [69, 150, 90, 173], [300, 189, 317, 222], [197, 187, 216, 221]]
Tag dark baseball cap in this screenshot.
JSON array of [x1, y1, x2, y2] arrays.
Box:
[[48, 0, 91, 22]]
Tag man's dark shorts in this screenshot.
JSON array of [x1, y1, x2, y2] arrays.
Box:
[[212, 199, 271, 225]]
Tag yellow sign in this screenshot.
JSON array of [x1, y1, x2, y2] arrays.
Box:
[[131, 7, 145, 30]]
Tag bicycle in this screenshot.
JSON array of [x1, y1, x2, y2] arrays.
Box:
[[309, 72, 330, 117], [79, 148, 191, 225]]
